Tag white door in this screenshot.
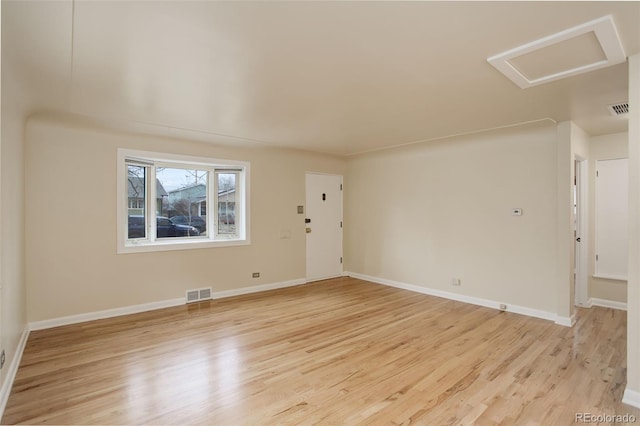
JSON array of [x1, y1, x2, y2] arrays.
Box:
[[305, 173, 343, 282], [595, 158, 629, 280]]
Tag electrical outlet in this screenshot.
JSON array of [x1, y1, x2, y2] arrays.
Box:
[[1, 349, 5, 369], [451, 278, 461, 286], [499, 304, 507, 311], [252, 272, 260, 278]]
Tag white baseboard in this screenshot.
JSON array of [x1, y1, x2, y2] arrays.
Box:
[[623, 387, 640, 409], [0, 325, 30, 420], [209, 278, 306, 300], [579, 298, 594, 308], [554, 312, 577, 327], [590, 298, 627, 311], [306, 274, 344, 283], [29, 278, 307, 331], [29, 297, 186, 331], [346, 271, 566, 326]]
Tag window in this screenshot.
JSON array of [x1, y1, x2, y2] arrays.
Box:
[[216, 171, 237, 238], [118, 149, 250, 253]]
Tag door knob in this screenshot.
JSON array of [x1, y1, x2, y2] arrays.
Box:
[[576, 237, 581, 242]]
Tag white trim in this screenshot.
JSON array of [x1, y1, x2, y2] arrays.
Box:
[[306, 274, 344, 283], [575, 158, 589, 306], [622, 388, 640, 409], [118, 238, 250, 254], [576, 297, 593, 308], [29, 298, 186, 331], [0, 326, 30, 420], [555, 312, 577, 327], [592, 274, 628, 281], [487, 15, 626, 88], [148, 165, 158, 241], [345, 272, 569, 326], [590, 298, 628, 311], [209, 279, 306, 300], [28, 278, 307, 331]]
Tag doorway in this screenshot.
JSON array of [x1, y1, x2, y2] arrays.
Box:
[[305, 173, 343, 282]]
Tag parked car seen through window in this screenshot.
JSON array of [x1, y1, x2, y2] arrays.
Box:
[[128, 215, 200, 239]]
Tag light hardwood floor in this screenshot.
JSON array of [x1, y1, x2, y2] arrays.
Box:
[[2, 277, 639, 425]]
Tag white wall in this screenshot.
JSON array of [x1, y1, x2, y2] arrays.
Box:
[[345, 122, 561, 315], [25, 114, 346, 322], [625, 53, 640, 408], [1, 4, 74, 411], [0, 2, 29, 412], [589, 133, 628, 303], [556, 121, 589, 320]]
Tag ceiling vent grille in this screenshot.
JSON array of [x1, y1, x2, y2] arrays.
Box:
[[186, 287, 213, 303], [608, 102, 629, 116]]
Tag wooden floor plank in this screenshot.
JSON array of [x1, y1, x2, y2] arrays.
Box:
[[2, 277, 638, 425]]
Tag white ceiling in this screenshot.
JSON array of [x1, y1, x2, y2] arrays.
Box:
[[3, 1, 640, 156]]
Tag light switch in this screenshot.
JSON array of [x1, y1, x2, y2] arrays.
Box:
[[512, 208, 523, 216]]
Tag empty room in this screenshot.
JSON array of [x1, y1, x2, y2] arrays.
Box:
[[1, 1, 640, 424]]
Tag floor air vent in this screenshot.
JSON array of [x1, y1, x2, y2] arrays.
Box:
[[608, 102, 629, 116], [186, 287, 213, 303]]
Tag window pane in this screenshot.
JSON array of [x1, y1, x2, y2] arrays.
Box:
[[158, 167, 207, 238], [127, 165, 146, 239], [217, 172, 238, 239]]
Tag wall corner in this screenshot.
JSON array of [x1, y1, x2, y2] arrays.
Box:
[[626, 52, 640, 401]]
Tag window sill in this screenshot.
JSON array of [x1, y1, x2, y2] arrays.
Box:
[[118, 238, 250, 254]]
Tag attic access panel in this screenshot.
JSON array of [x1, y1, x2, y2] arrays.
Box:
[[487, 15, 626, 89]]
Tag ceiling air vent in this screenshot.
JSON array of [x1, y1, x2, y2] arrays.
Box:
[[608, 102, 629, 116]]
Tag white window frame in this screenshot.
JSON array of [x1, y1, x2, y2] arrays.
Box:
[[117, 148, 250, 254]]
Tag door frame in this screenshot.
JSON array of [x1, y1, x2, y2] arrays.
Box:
[[574, 157, 589, 307]]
